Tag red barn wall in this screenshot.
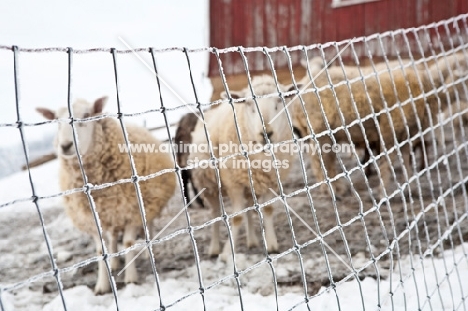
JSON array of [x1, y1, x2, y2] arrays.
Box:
[[208, 0, 468, 80]]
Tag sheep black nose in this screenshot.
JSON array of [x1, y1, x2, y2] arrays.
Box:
[[61, 142, 73, 153], [262, 131, 274, 144]]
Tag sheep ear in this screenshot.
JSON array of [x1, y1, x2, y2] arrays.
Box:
[[301, 56, 325, 72], [93, 96, 108, 114], [230, 91, 244, 100], [36, 107, 56, 120], [221, 90, 244, 101], [284, 84, 303, 98]]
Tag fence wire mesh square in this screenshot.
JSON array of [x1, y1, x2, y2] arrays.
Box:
[[1, 13, 468, 311]]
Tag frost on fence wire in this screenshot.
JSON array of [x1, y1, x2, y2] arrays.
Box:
[[1, 14, 468, 311]]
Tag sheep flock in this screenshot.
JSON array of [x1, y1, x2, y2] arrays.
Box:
[[36, 48, 468, 294]]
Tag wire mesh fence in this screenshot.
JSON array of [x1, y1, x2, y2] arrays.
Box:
[[1, 13, 468, 311]]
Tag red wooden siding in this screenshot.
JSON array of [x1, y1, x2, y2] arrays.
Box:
[[208, 0, 468, 77]]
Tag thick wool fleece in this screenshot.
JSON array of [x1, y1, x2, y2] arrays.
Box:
[[60, 116, 176, 236], [291, 60, 441, 196], [190, 82, 292, 199]]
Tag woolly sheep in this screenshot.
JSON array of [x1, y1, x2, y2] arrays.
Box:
[[292, 51, 468, 197], [189, 75, 294, 262], [299, 56, 425, 87], [414, 52, 468, 165], [291, 59, 437, 198], [437, 52, 468, 144], [36, 97, 176, 294], [429, 51, 468, 92], [299, 56, 327, 81], [421, 51, 468, 135]]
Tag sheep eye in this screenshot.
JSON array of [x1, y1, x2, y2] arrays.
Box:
[[78, 113, 90, 127]]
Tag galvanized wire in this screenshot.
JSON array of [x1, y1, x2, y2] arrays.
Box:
[[1, 14, 468, 311]]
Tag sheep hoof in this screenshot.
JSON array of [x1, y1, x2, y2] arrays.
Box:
[[319, 183, 348, 198], [267, 240, 279, 253], [247, 236, 260, 249], [375, 185, 392, 202], [208, 244, 220, 256], [124, 270, 139, 284], [94, 280, 111, 295], [319, 184, 330, 196], [377, 182, 404, 201], [218, 251, 230, 263], [333, 181, 348, 197]]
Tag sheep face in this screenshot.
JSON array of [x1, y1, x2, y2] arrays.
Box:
[[222, 75, 294, 145], [36, 96, 108, 159], [300, 56, 326, 77], [445, 68, 468, 101]]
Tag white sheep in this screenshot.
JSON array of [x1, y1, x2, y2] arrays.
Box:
[[300, 56, 422, 85], [300, 56, 327, 82], [291, 57, 438, 198], [422, 51, 468, 132], [36, 97, 176, 294], [412, 52, 468, 162], [189, 75, 294, 262], [292, 51, 468, 198], [429, 51, 468, 92]]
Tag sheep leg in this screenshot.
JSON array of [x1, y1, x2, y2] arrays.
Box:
[[220, 188, 247, 262], [262, 204, 279, 253], [123, 225, 139, 284], [243, 196, 259, 249], [397, 143, 413, 198], [363, 141, 380, 177], [107, 231, 119, 270], [362, 147, 372, 177], [189, 171, 205, 208], [246, 210, 259, 249], [181, 169, 191, 205], [254, 191, 279, 252], [380, 141, 412, 196], [307, 141, 328, 195], [206, 193, 222, 256], [310, 151, 328, 195], [309, 141, 347, 197], [414, 140, 429, 172], [143, 220, 154, 260], [378, 141, 401, 199], [401, 143, 413, 180], [93, 235, 111, 295]]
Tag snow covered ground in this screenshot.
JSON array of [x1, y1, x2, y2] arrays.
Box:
[[1, 157, 468, 311], [29, 245, 468, 311], [6, 246, 467, 311]]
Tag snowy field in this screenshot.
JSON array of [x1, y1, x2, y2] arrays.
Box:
[[1, 154, 468, 310]]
